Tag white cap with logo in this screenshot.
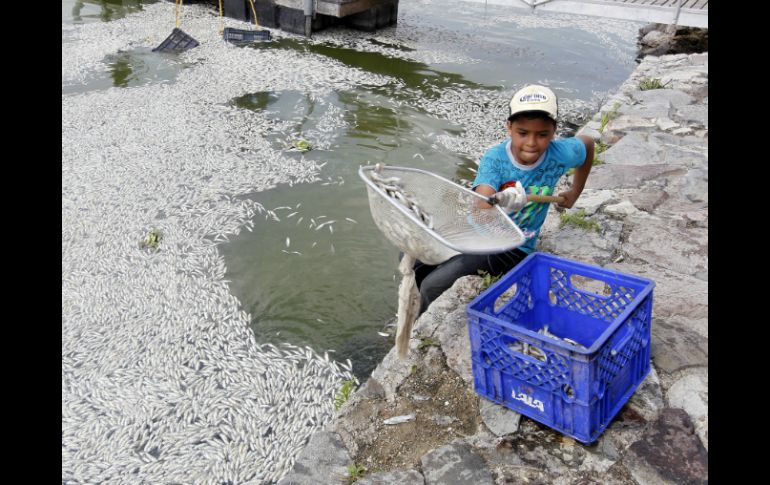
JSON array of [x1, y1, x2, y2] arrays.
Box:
[[509, 84, 558, 121]]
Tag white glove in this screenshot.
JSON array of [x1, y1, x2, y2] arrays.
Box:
[[495, 182, 528, 213]]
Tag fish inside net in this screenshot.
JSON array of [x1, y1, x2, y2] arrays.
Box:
[[360, 164, 526, 358]]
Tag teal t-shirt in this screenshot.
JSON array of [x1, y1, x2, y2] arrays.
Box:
[[472, 137, 586, 253]]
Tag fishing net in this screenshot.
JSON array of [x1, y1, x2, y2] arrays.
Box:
[[360, 164, 526, 265], [359, 164, 526, 358]]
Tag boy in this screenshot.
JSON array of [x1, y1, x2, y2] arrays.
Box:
[[414, 84, 594, 314]]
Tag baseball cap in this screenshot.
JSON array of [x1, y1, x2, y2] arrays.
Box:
[[509, 85, 558, 120]]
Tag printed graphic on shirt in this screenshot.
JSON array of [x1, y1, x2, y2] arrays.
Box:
[[512, 185, 553, 230]]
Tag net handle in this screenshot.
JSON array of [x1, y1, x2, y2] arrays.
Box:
[[528, 194, 566, 204]]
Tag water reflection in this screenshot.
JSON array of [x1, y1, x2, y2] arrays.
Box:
[[70, 0, 156, 23]]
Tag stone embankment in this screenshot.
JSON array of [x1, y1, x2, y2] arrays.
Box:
[[280, 52, 708, 485]]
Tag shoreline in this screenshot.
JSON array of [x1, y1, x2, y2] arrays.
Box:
[[279, 51, 708, 485]]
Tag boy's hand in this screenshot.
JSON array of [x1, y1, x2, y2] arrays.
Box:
[[495, 182, 528, 213], [557, 188, 580, 208]]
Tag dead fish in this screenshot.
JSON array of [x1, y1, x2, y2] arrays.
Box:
[[383, 414, 415, 425], [315, 220, 335, 230], [345, 218, 357, 224], [286, 237, 290, 248]]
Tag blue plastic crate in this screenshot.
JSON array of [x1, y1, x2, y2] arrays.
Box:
[[223, 27, 272, 43], [466, 252, 655, 443], [152, 28, 199, 53]]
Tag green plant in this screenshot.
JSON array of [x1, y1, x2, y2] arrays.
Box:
[[334, 380, 357, 410], [141, 229, 162, 250], [638, 77, 670, 90], [410, 364, 418, 375], [345, 464, 366, 483], [596, 141, 609, 154], [417, 337, 441, 350], [559, 209, 601, 233], [592, 141, 609, 166], [477, 269, 502, 289], [599, 102, 621, 133]]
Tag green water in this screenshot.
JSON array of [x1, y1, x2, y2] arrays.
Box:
[[62, 0, 642, 379], [65, 0, 154, 24]]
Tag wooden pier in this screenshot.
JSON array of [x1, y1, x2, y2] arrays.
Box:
[[216, 0, 707, 37], [219, 0, 398, 36]]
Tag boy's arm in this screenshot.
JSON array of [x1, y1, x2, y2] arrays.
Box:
[[473, 184, 496, 208], [558, 135, 594, 208]]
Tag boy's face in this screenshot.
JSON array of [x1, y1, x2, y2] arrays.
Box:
[[506, 117, 556, 165]]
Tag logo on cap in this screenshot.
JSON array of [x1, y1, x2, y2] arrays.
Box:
[[519, 93, 548, 104]]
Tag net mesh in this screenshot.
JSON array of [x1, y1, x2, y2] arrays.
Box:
[[360, 165, 526, 265]]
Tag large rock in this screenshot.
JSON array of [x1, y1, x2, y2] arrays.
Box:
[[356, 468, 425, 485], [675, 168, 708, 203], [368, 338, 419, 402], [577, 120, 603, 141], [412, 276, 484, 385], [538, 217, 620, 265], [585, 164, 680, 190], [661, 145, 708, 169], [640, 30, 670, 48], [630, 188, 668, 212], [479, 397, 521, 437], [673, 104, 708, 128], [632, 89, 694, 108], [648, 131, 707, 148], [420, 443, 494, 485], [573, 189, 619, 215], [654, 117, 680, 132], [666, 368, 708, 450], [277, 431, 351, 485], [626, 366, 664, 423], [618, 101, 672, 120], [650, 318, 708, 376], [604, 115, 657, 134], [616, 264, 708, 322], [621, 213, 707, 276], [660, 68, 708, 93], [623, 409, 708, 485], [604, 200, 639, 218], [669, 27, 708, 55], [601, 133, 663, 166]]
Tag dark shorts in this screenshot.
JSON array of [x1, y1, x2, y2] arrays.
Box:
[[413, 248, 529, 315]]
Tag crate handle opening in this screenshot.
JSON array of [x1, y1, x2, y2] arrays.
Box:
[[569, 274, 612, 298], [562, 384, 575, 402], [494, 283, 518, 313], [503, 337, 548, 363]]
